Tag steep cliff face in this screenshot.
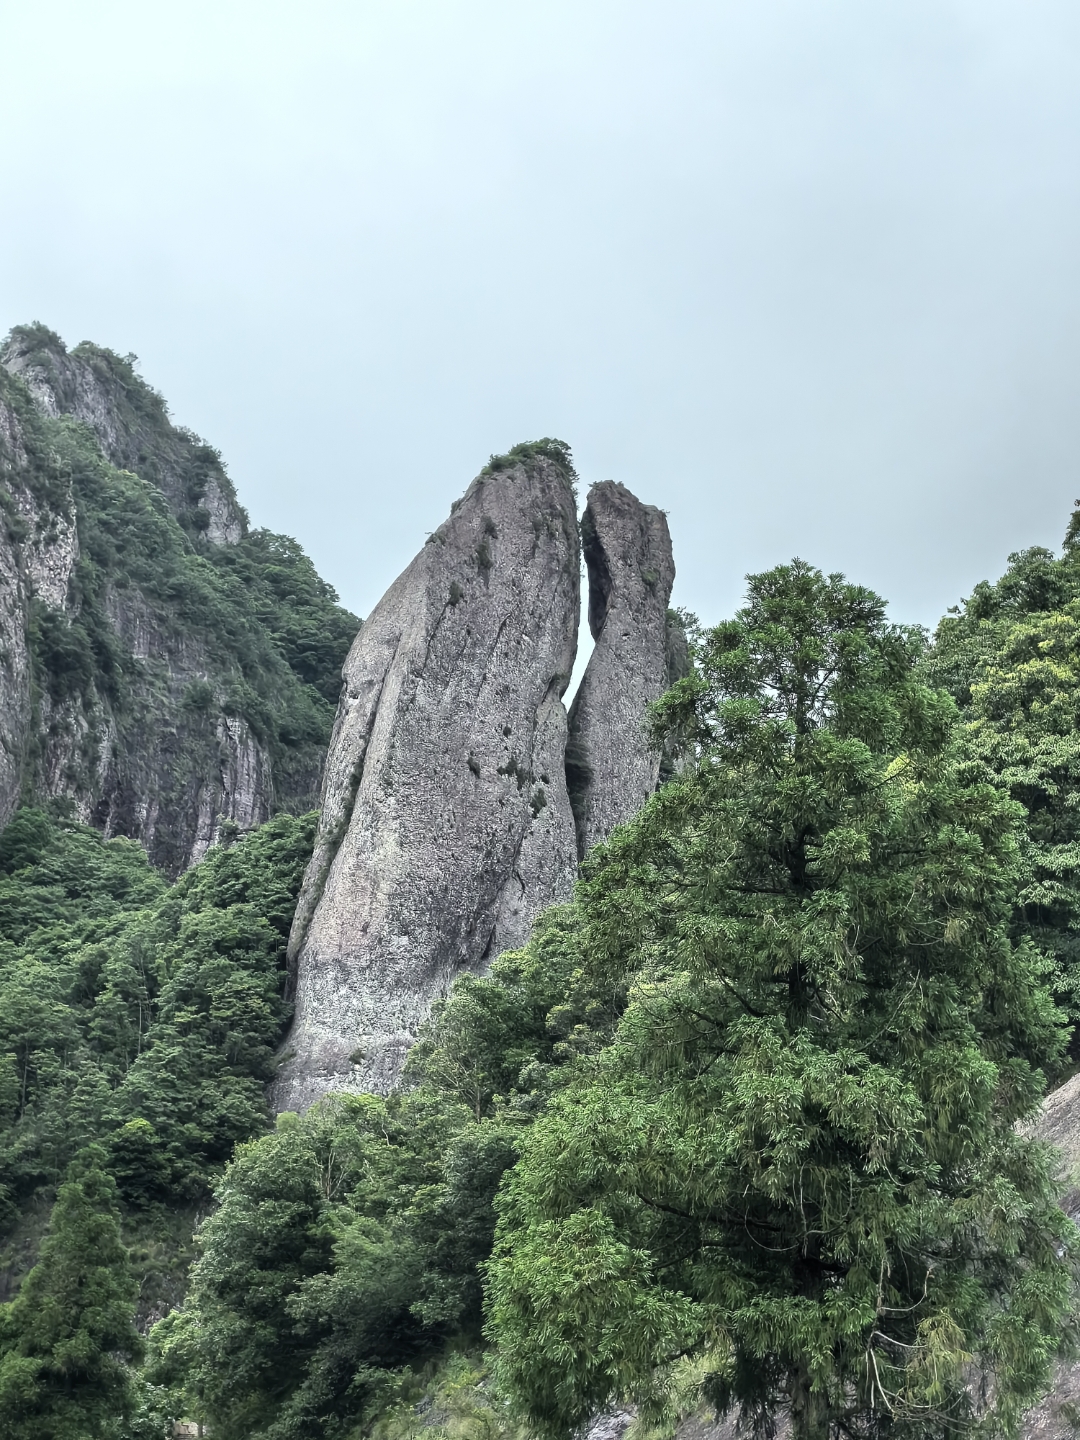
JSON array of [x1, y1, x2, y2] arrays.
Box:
[[70, 583, 276, 873], [565, 481, 677, 857], [275, 442, 580, 1109], [1, 324, 246, 545], [0, 362, 82, 830], [0, 517, 29, 829], [0, 326, 358, 872]]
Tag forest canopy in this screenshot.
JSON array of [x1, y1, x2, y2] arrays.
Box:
[[5, 525, 1080, 1439]]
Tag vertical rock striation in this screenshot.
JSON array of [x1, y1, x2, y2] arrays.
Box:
[[0, 373, 80, 829], [0, 346, 273, 869], [275, 445, 580, 1109], [0, 498, 32, 831], [565, 481, 676, 858]]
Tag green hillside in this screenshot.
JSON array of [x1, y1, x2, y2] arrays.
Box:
[[3, 516, 1080, 1438]]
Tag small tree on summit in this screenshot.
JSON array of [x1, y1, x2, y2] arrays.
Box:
[[0, 1145, 142, 1439], [486, 561, 1077, 1440]]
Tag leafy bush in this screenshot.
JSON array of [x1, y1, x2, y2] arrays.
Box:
[[147, 1093, 514, 1438], [481, 438, 577, 491]]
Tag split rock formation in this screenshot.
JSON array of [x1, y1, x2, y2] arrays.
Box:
[[276, 455, 681, 1110]]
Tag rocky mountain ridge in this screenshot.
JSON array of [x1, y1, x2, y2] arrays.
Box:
[[0, 324, 358, 872], [2, 324, 246, 546]]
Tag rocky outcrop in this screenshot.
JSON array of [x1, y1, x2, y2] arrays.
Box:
[[0, 329, 353, 873], [1, 324, 246, 545], [0, 355, 271, 869], [78, 585, 276, 871], [0, 518, 32, 830], [565, 481, 676, 857], [1017, 1073, 1080, 1438], [275, 445, 580, 1109], [16, 572, 276, 873]]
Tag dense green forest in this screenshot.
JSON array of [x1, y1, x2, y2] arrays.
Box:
[[5, 512, 1080, 1438]]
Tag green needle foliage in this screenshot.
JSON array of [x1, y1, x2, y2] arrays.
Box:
[[485, 561, 1077, 1440], [0, 1146, 142, 1438], [141, 902, 622, 1438]]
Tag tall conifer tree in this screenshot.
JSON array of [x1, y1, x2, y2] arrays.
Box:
[[486, 562, 1077, 1440], [0, 1146, 142, 1438]]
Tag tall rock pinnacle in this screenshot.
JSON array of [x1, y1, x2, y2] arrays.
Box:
[[274, 444, 580, 1110], [566, 481, 676, 857]]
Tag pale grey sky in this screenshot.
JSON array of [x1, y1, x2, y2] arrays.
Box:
[[3, 0, 1080, 636]]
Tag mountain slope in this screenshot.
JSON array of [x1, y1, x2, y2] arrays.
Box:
[[0, 325, 359, 872]]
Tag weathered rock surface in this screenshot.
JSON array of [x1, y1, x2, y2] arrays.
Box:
[[78, 586, 276, 872], [0, 350, 272, 868], [566, 480, 676, 857], [275, 447, 580, 1109], [0, 510, 32, 831], [0, 377, 80, 830]]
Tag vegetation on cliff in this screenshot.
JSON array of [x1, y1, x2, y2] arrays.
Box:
[[2, 320, 247, 543], [0, 330, 359, 869], [0, 808, 314, 1225]]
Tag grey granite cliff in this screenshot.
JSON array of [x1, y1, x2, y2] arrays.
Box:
[[0, 389, 79, 828], [565, 480, 676, 857], [0, 515, 29, 830], [274, 445, 580, 1109]]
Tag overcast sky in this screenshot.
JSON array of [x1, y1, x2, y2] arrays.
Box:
[[3, 1, 1080, 643]]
